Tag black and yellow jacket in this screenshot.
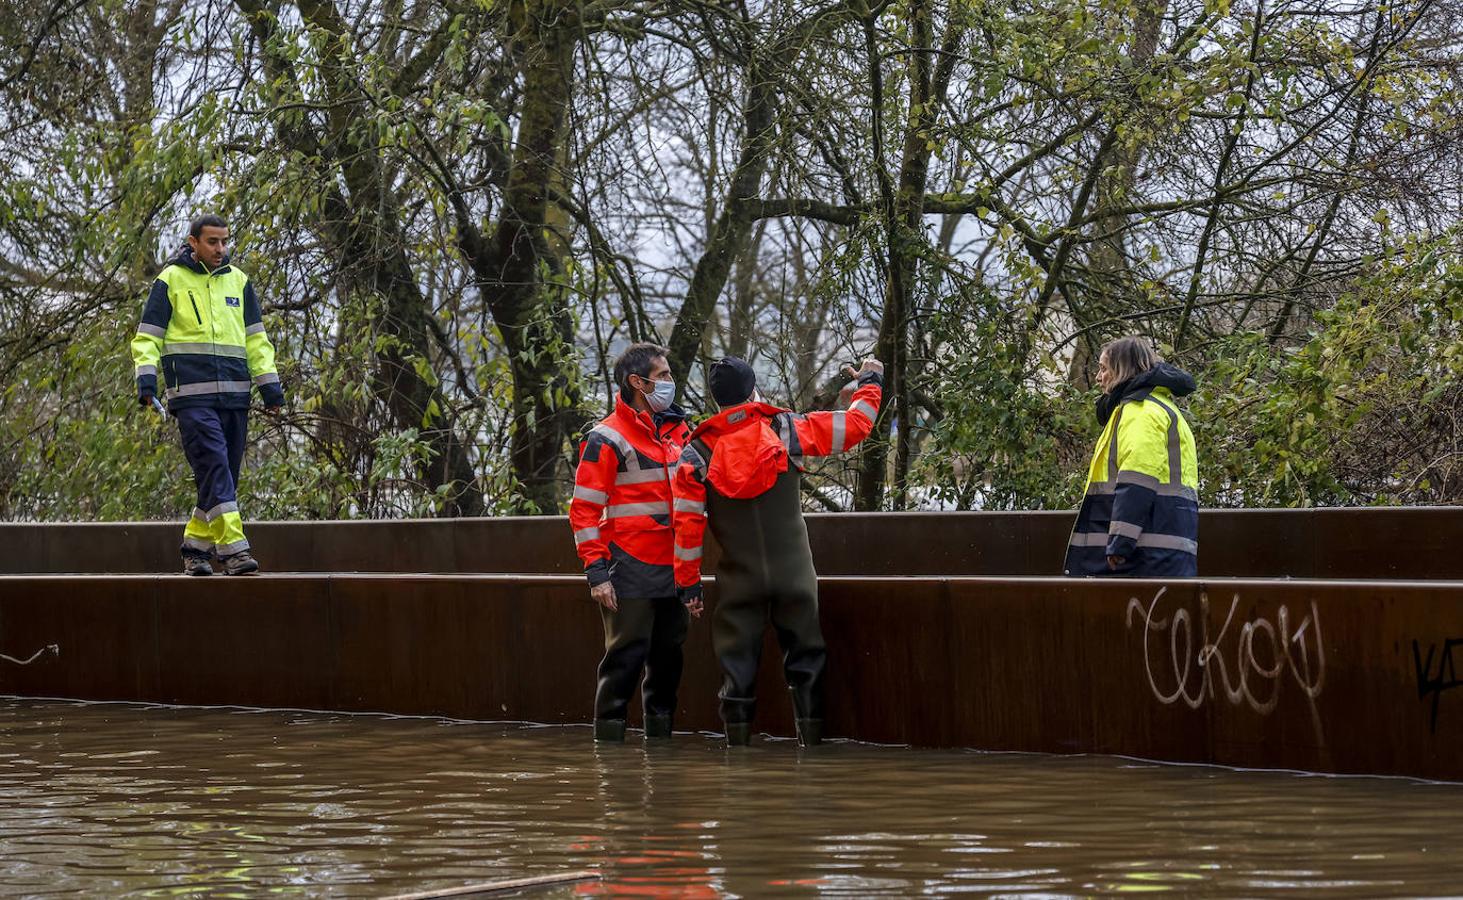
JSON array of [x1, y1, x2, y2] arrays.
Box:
[[1065, 364, 1199, 577], [131, 245, 282, 411]]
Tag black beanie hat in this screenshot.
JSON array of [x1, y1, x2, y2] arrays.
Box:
[[709, 356, 757, 406]]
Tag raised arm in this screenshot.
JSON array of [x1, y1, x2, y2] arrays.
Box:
[[785, 359, 884, 457]]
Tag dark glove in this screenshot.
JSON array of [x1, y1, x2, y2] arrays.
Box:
[[138, 384, 155, 407], [258, 380, 284, 409], [677, 582, 703, 607]]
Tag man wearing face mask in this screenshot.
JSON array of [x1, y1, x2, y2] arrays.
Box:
[[569, 343, 696, 742]]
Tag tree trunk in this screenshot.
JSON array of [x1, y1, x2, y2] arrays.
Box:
[[242, 0, 485, 516], [478, 0, 583, 512], [725, 220, 766, 361], [667, 57, 778, 387], [1074, 0, 1171, 383], [856, 3, 963, 511]]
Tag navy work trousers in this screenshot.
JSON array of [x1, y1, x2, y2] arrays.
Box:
[[175, 407, 249, 559]]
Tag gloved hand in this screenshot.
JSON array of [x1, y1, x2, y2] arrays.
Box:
[[678, 581, 704, 618], [258, 381, 285, 410], [138, 385, 155, 408]]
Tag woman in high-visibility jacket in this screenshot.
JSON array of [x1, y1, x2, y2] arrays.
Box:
[[1065, 336, 1199, 577]]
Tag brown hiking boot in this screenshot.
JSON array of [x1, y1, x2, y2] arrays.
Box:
[[183, 556, 213, 577], [221, 552, 260, 576]]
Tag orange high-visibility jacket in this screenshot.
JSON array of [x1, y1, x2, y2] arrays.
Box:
[[670, 374, 883, 588], [570, 396, 691, 598]]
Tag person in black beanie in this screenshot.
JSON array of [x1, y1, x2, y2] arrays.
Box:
[[669, 355, 884, 746], [709, 356, 758, 408]]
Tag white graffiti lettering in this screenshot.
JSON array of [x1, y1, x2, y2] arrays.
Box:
[[1125, 587, 1326, 724], [1, 644, 58, 666], [0, 623, 58, 667]]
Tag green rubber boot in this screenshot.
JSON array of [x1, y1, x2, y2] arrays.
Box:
[[796, 718, 824, 747], [644, 714, 673, 739], [724, 722, 753, 747], [594, 718, 627, 743]]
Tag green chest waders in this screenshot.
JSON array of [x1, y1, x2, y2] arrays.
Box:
[[705, 467, 826, 744]]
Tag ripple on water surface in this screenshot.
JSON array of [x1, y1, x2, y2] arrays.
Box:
[[1, 698, 1462, 897]]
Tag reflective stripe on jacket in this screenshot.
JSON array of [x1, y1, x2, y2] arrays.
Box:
[[1065, 384, 1198, 577], [671, 373, 883, 588], [569, 396, 690, 598], [130, 246, 282, 411]]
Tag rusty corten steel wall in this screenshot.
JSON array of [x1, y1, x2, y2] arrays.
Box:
[[3, 574, 1462, 780], [0, 507, 1460, 578]]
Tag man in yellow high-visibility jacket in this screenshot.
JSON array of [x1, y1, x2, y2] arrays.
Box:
[[130, 215, 283, 576]]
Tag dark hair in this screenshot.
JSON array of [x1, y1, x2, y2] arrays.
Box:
[[189, 214, 228, 238], [612, 343, 669, 402]]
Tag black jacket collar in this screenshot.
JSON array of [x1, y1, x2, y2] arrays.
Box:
[[169, 243, 232, 275], [1096, 363, 1196, 426]]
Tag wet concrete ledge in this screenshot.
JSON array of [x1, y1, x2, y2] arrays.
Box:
[[2, 574, 1461, 781], [3, 507, 1462, 578]]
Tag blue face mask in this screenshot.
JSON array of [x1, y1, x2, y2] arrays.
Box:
[[642, 378, 675, 413]]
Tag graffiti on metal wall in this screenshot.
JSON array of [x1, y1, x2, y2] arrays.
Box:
[[1412, 638, 1463, 736], [1125, 586, 1326, 732], [1, 626, 58, 667]]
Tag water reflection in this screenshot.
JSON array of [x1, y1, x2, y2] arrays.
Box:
[[0, 698, 1460, 896]]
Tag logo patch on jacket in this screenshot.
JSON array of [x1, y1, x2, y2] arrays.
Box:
[[225, 296, 241, 307]]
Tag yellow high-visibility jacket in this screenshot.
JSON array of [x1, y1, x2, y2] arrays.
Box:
[[131, 245, 281, 411], [1065, 365, 1198, 577]]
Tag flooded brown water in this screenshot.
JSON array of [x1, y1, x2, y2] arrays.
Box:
[[2, 698, 1463, 897]]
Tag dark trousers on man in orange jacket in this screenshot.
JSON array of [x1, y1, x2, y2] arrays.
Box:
[[595, 595, 689, 737]]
